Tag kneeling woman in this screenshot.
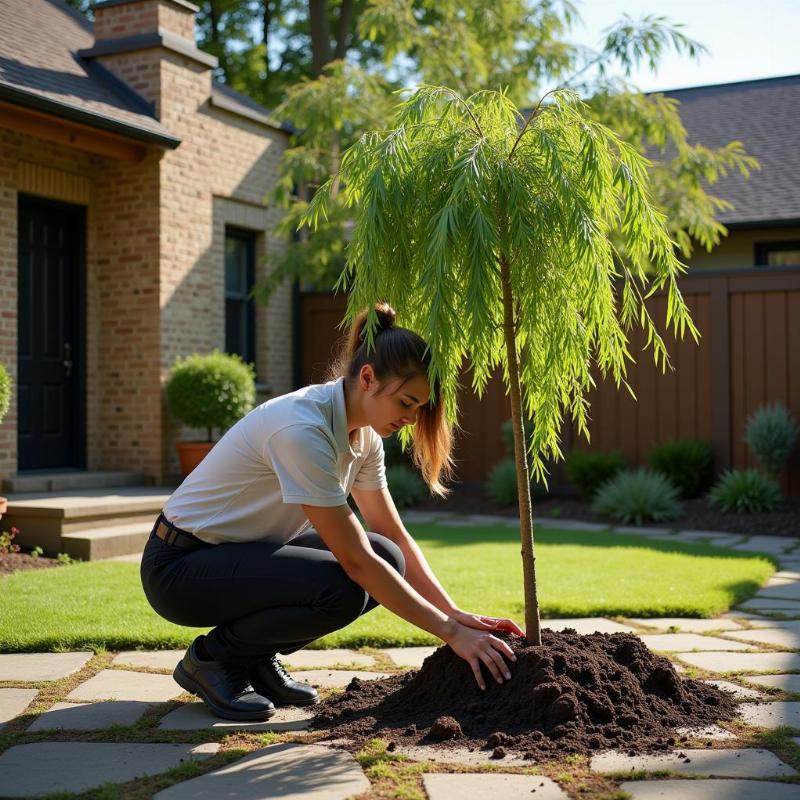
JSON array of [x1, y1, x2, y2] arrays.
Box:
[[140, 303, 522, 721]]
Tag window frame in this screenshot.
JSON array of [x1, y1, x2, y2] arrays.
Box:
[[754, 240, 800, 268], [224, 226, 257, 368]]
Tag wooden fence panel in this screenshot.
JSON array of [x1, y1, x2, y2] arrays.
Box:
[[299, 268, 800, 494]]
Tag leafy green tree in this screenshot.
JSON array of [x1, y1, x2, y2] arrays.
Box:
[[302, 85, 699, 644]]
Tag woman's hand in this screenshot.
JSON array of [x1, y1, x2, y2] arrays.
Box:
[[443, 620, 518, 691], [451, 609, 525, 637]]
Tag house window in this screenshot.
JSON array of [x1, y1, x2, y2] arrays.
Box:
[[225, 228, 256, 366], [755, 241, 800, 267]]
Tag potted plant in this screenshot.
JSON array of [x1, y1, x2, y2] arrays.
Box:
[[0, 364, 11, 518], [165, 349, 256, 477]]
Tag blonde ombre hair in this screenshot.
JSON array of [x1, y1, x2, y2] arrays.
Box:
[[328, 302, 455, 497]]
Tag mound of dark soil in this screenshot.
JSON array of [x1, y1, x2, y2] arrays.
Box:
[[313, 629, 738, 760]]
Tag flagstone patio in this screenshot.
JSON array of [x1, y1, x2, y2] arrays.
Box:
[[2, 512, 800, 798]]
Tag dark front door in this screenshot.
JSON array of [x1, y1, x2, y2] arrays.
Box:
[[17, 196, 86, 471]]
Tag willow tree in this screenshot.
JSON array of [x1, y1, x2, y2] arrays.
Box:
[[302, 86, 699, 645]]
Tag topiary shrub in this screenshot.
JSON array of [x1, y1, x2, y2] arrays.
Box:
[[709, 469, 782, 514], [486, 458, 548, 507], [383, 432, 408, 467], [648, 438, 714, 499], [165, 349, 256, 441], [744, 403, 799, 479], [387, 464, 427, 508], [592, 468, 682, 525], [0, 364, 11, 424], [566, 450, 626, 500]]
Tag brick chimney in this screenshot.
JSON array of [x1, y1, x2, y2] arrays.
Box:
[[78, 0, 217, 118]]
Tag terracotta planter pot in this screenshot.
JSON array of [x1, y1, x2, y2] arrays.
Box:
[[176, 442, 215, 478]]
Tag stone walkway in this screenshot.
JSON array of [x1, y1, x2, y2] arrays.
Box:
[[2, 513, 800, 798]]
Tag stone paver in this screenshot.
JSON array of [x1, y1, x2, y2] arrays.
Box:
[[591, 748, 796, 777], [159, 702, 313, 731], [738, 598, 800, 612], [754, 583, 800, 601], [674, 531, 745, 546], [542, 618, 636, 634], [732, 536, 795, 554], [775, 571, 800, 580], [291, 669, 389, 689], [153, 743, 369, 800], [705, 680, 764, 701], [0, 742, 219, 797], [628, 617, 744, 633], [422, 773, 568, 799], [639, 634, 751, 652], [678, 651, 800, 673], [392, 743, 530, 766], [27, 701, 154, 732], [724, 628, 800, 649], [741, 674, 800, 693], [0, 652, 93, 681], [112, 650, 185, 670], [675, 724, 736, 741], [613, 526, 670, 536], [0, 688, 38, 729], [66, 669, 184, 702], [283, 649, 376, 668], [383, 646, 438, 668], [619, 779, 800, 799], [737, 702, 800, 728]]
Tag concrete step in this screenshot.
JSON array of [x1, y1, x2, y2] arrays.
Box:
[[3, 487, 174, 557], [61, 522, 154, 561], [2, 471, 149, 493]]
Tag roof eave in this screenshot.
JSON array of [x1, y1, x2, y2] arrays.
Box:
[[0, 83, 181, 149]]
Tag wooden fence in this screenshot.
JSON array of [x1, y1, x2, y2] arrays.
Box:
[[298, 266, 800, 495]]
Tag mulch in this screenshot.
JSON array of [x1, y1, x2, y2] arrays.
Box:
[[413, 481, 800, 537], [313, 629, 738, 760], [0, 551, 63, 577]]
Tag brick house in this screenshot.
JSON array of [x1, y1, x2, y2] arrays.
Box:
[[0, 0, 293, 497]]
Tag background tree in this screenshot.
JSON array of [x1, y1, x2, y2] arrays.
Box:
[[302, 86, 700, 644]]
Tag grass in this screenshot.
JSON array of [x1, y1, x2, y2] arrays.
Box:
[[0, 524, 776, 652]]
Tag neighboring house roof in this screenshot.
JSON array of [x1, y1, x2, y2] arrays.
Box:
[[0, 0, 180, 147], [662, 75, 800, 227]]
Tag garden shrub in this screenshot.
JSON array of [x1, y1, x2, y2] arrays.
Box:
[[648, 438, 714, 499], [383, 432, 407, 467], [486, 458, 548, 507], [709, 469, 782, 514], [744, 403, 799, 478], [592, 468, 682, 525], [566, 450, 626, 500], [387, 464, 427, 508], [0, 364, 11, 423], [165, 349, 256, 440], [500, 417, 534, 456]]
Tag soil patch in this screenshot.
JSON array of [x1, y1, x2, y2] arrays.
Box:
[[312, 630, 738, 761], [0, 552, 63, 576], [413, 481, 800, 537]]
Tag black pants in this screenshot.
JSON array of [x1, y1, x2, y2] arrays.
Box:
[[140, 522, 406, 666]]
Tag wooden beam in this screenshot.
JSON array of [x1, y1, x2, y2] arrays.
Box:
[[0, 101, 148, 162]]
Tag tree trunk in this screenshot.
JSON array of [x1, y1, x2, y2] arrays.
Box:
[[499, 254, 542, 645], [208, 1, 229, 81], [334, 0, 354, 59], [308, 0, 332, 78]]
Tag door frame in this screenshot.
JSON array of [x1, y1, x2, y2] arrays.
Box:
[[17, 193, 87, 472]]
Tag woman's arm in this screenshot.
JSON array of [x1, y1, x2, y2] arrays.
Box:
[[302, 502, 516, 689]]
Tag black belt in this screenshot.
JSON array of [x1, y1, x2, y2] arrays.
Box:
[[152, 512, 209, 550]]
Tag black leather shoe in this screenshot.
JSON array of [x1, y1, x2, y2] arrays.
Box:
[[173, 636, 276, 721], [249, 654, 319, 706]]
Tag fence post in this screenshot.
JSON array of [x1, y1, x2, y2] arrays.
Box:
[[710, 275, 732, 472]]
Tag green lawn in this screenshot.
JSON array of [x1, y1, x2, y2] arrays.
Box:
[[0, 525, 776, 652]]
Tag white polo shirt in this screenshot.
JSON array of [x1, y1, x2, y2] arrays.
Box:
[[162, 377, 387, 545]]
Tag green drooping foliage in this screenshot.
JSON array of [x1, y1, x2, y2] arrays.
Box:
[[648, 438, 714, 499], [304, 86, 700, 482], [744, 403, 799, 480], [0, 364, 11, 424], [165, 350, 256, 441], [565, 450, 627, 500], [709, 469, 782, 514], [386, 464, 428, 508], [592, 468, 682, 525]]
